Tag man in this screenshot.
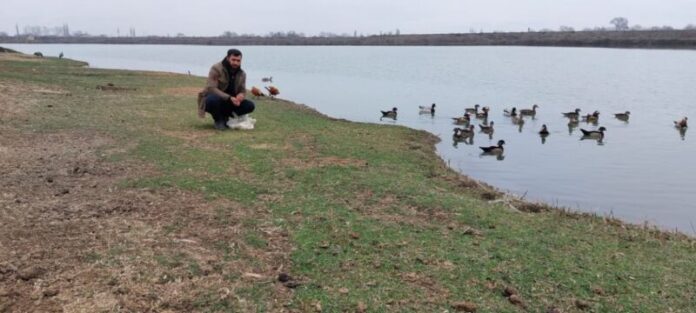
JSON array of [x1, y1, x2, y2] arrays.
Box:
[[198, 48, 255, 130]]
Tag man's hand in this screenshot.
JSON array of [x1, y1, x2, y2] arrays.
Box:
[[230, 95, 241, 106]]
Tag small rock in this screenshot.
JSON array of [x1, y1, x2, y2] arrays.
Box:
[[508, 294, 526, 308], [349, 232, 360, 240], [592, 286, 605, 296], [278, 272, 292, 283], [503, 286, 518, 297], [18, 266, 44, 281], [338, 287, 349, 294], [46, 177, 54, 183], [43, 289, 59, 297], [452, 301, 477, 312], [575, 299, 591, 310]]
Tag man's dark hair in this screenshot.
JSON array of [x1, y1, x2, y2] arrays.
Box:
[[227, 49, 242, 57]]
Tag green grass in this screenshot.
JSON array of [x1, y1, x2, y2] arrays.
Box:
[[2, 53, 695, 312]]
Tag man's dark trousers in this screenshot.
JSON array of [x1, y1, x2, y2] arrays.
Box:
[[205, 94, 255, 123]]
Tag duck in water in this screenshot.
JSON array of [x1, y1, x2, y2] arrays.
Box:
[[480, 140, 505, 154], [380, 107, 398, 121]]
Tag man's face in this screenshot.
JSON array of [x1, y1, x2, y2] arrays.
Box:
[[227, 55, 242, 69]]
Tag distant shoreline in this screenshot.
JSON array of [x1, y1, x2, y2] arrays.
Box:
[[3, 29, 696, 49]]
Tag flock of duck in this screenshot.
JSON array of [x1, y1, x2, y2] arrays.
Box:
[[380, 104, 689, 158]]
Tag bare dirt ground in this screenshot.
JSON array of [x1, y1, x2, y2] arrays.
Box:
[[0, 82, 293, 312]]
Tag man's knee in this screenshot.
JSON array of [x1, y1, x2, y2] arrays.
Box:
[[241, 99, 255, 113]]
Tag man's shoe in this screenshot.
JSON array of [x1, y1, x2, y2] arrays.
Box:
[[214, 120, 227, 130]]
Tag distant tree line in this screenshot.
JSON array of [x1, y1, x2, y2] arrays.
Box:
[[2, 18, 696, 49]]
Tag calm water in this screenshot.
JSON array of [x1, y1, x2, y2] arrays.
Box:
[[4, 44, 695, 234]]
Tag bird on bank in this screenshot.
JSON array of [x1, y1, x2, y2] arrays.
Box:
[[465, 104, 480, 114], [479, 121, 495, 133], [380, 107, 398, 120], [562, 108, 582, 118], [250, 86, 265, 98], [419, 103, 436, 115], [265, 86, 280, 98], [580, 126, 607, 140], [539, 124, 550, 136], [519, 104, 539, 116], [452, 113, 471, 125], [503, 107, 517, 117], [674, 117, 688, 129], [480, 140, 506, 154], [614, 111, 630, 121]]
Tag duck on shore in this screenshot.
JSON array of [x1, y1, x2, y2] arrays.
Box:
[[380, 107, 398, 120], [250, 86, 265, 98], [265, 86, 280, 98]]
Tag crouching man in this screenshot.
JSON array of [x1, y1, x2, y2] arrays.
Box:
[[198, 48, 256, 130]]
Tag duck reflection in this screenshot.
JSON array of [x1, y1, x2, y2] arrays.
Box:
[[452, 126, 475, 147], [679, 127, 687, 140], [567, 117, 579, 135]]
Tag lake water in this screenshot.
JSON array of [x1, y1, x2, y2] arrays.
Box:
[[4, 44, 695, 234]]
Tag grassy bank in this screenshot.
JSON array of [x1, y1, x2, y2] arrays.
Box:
[[1, 51, 694, 312]]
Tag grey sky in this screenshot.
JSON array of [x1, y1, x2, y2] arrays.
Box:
[[2, 0, 695, 36]]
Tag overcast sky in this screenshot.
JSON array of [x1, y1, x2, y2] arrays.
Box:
[[2, 0, 695, 36]]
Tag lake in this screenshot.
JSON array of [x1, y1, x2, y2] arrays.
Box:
[[3, 43, 695, 234]]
